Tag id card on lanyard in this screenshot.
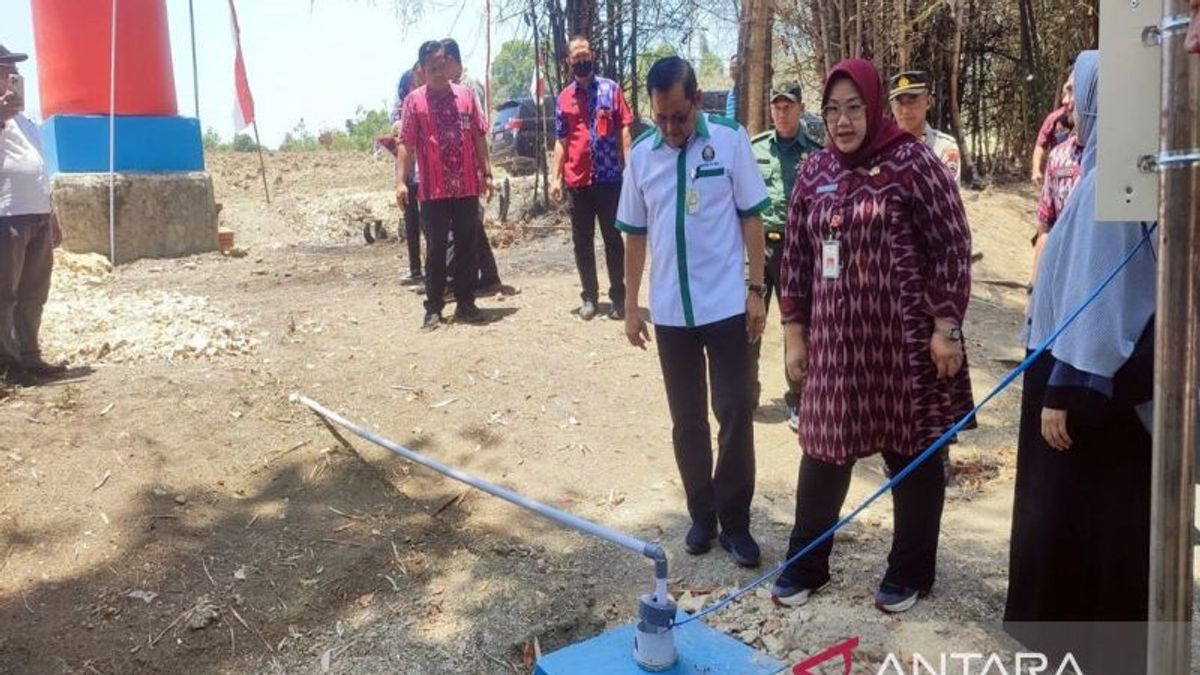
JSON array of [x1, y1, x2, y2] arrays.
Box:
[[822, 211, 843, 280]]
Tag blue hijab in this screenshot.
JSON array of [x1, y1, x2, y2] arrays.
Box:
[[1025, 50, 1158, 388]]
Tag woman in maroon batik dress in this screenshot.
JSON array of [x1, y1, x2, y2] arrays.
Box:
[[770, 59, 975, 614]]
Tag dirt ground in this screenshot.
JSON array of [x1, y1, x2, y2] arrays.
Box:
[[0, 150, 1186, 674]]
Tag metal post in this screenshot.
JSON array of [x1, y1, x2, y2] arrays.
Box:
[[250, 119, 270, 204], [1147, 2, 1199, 673], [108, 0, 118, 267], [189, 0, 200, 120], [484, 0, 492, 115]]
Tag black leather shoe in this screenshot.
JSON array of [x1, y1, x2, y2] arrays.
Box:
[[23, 359, 67, 377], [453, 305, 487, 324], [3, 364, 38, 387], [685, 521, 717, 555], [719, 531, 762, 568], [420, 312, 441, 331]]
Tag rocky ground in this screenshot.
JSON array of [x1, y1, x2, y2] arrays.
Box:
[[0, 150, 1191, 675]]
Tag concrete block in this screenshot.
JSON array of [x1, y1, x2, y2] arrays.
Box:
[[42, 115, 205, 174], [51, 172, 219, 264]]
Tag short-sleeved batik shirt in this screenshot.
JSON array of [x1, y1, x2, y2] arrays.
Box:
[[1037, 137, 1084, 234], [555, 76, 634, 188], [399, 83, 488, 201]]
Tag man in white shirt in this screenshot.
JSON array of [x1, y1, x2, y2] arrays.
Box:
[[617, 56, 769, 568], [0, 45, 65, 387]]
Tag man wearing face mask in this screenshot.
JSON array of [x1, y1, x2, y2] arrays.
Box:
[[551, 35, 635, 320], [0, 45, 67, 387]]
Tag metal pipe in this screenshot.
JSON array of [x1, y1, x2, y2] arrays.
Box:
[[107, 0, 118, 267], [189, 0, 200, 120], [292, 395, 669, 582], [1147, 3, 1199, 674]]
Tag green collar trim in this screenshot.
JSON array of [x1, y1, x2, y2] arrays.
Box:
[[674, 148, 695, 327]]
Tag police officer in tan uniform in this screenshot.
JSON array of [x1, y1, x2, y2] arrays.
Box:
[[888, 70, 961, 186]]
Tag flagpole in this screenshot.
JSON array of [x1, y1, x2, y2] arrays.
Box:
[[189, 0, 200, 120], [251, 119, 270, 204], [484, 0, 492, 114], [108, 0, 119, 266]]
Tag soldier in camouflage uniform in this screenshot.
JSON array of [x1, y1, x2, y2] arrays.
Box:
[[748, 83, 822, 431], [888, 70, 962, 186]]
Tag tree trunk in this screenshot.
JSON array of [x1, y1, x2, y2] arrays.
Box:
[[629, 0, 638, 115], [737, 0, 773, 133], [853, 0, 863, 59], [604, 0, 617, 78], [547, 0, 568, 86], [566, 0, 596, 38], [946, 0, 973, 184]]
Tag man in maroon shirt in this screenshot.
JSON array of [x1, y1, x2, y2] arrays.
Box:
[[396, 41, 495, 330], [550, 35, 635, 320]]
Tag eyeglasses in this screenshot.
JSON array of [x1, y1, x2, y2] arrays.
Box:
[[655, 104, 695, 128], [822, 102, 866, 122]]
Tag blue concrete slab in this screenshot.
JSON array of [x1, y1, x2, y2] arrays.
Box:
[[41, 115, 205, 175], [534, 611, 787, 675]]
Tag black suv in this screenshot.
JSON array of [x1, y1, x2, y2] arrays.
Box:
[[490, 96, 555, 175], [490, 95, 654, 175]]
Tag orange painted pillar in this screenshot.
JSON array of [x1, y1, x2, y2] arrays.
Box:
[[31, 0, 178, 117]]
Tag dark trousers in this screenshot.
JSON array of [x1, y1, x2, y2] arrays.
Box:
[[568, 184, 625, 305], [446, 208, 500, 286], [655, 314, 755, 534], [785, 451, 946, 591], [403, 181, 423, 276], [748, 235, 802, 407], [422, 197, 479, 315], [0, 214, 53, 366]]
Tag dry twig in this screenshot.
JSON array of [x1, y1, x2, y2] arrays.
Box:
[[229, 604, 274, 652]]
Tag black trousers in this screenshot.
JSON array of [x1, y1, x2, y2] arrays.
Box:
[[785, 450, 945, 591], [403, 181, 423, 276], [422, 197, 479, 315], [748, 235, 803, 408], [446, 207, 500, 286], [655, 314, 755, 534], [568, 184, 625, 305]]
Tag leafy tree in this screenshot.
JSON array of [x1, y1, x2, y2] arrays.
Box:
[[231, 133, 259, 152], [202, 127, 227, 151], [638, 42, 678, 71], [696, 33, 727, 90], [343, 106, 392, 151], [491, 39, 535, 103], [279, 119, 319, 151]]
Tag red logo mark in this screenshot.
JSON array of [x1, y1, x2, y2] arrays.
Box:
[[791, 636, 859, 675]]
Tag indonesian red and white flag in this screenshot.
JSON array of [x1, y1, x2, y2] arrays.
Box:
[[228, 0, 256, 131]]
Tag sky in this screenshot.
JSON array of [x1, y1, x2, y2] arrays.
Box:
[[6, 0, 522, 147]]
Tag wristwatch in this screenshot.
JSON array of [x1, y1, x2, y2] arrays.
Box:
[[938, 326, 964, 341], [747, 284, 768, 298]]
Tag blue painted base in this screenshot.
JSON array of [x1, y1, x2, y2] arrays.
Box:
[[41, 115, 205, 175], [534, 611, 786, 675]]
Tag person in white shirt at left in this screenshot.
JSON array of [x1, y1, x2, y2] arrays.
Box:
[[0, 44, 67, 388]]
